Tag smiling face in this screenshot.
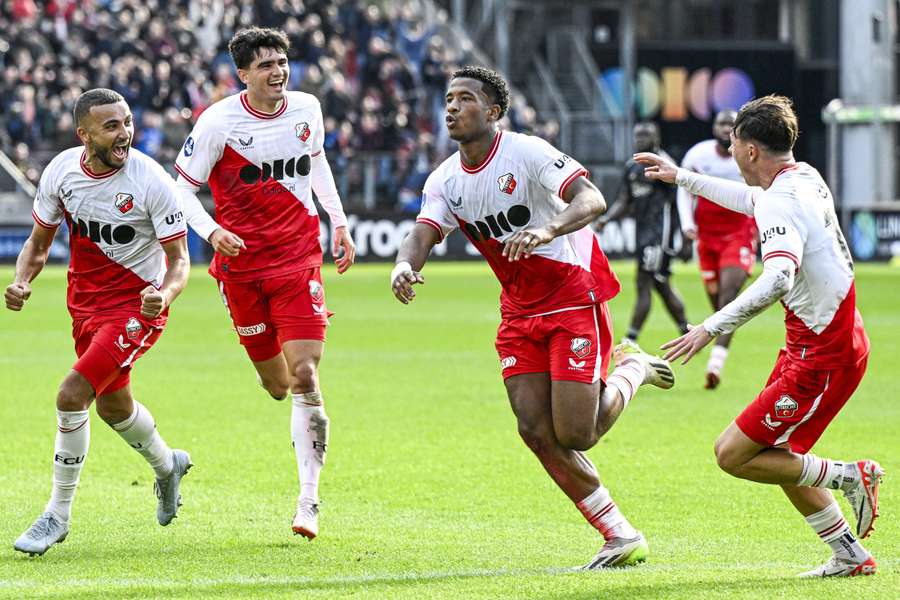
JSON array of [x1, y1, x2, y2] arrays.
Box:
[[77, 101, 134, 170], [444, 77, 500, 144], [238, 47, 290, 107]]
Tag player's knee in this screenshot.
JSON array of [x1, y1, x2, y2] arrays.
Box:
[[556, 427, 597, 452], [714, 439, 743, 475], [95, 400, 131, 425], [261, 375, 289, 400], [517, 422, 552, 456], [290, 360, 319, 393], [56, 377, 92, 411]]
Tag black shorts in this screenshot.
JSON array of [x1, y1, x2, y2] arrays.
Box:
[[636, 244, 672, 279]]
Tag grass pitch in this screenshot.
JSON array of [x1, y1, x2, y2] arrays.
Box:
[[0, 261, 897, 599]]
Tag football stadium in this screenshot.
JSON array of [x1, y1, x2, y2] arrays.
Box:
[[1, 1, 898, 598]]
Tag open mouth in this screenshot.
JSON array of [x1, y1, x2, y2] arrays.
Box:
[[268, 79, 285, 91], [445, 116, 457, 128], [111, 142, 129, 161]]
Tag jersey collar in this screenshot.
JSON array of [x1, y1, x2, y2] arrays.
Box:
[[460, 131, 502, 174], [240, 91, 288, 120], [773, 163, 801, 182], [79, 151, 121, 179]]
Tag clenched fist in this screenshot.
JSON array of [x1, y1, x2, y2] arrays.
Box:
[[140, 285, 169, 319], [5, 282, 31, 311]]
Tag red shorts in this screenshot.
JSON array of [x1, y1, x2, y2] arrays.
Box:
[[216, 268, 329, 362], [697, 233, 756, 282], [495, 304, 613, 384], [72, 314, 164, 396], [735, 349, 868, 453]]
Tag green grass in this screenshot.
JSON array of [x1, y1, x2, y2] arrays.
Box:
[[0, 261, 897, 599]]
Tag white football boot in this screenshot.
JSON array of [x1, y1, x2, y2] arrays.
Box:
[[613, 340, 675, 389], [292, 496, 319, 540], [843, 460, 884, 539], [580, 532, 649, 570], [14, 512, 69, 556], [797, 554, 877, 578]]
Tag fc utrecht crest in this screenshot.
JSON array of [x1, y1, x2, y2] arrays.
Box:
[[295, 122, 311, 142], [497, 173, 517, 194], [125, 317, 142, 340], [774, 395, 799, 418], [309, 280, 324, 302], [115, 192, 134, 214], [570, 337, 591, 358]]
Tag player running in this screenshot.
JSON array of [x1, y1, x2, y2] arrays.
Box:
[[175, 27, 355, 540], [391, 66, 675, 569], [678, 110, 755, 388], [6, 89, 192, 556], [637, 95, 882, 578], [596, 122, 690, 344]]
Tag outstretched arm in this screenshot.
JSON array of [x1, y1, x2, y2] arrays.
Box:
[[633, 152, 759, 216], [5, 223, 56, 311], [660, 255, 795, 363], [391, 223, 442, 304], [503, 176, 606, 261]]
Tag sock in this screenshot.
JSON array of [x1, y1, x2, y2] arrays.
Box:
[[706, 345, 728, 374], [625, 327, 639, 342], [45, 410, 90, 522], [111, 401, 174, 478], [677, 322, 689, 335], [805, 502, 868, 562], [576, 485, 638, 540], [605, 359, 645, 408], [797, 454, 857, 490], [291, 392, 329, 502]]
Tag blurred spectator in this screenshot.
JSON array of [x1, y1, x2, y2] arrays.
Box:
[[0, 0, 552, 209]]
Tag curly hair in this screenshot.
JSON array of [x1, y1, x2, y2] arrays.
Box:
[[229, 27, 290, 70], [451, 66, 510, 118]]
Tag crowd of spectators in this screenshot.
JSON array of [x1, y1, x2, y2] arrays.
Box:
[[0, 0, 557, 210]]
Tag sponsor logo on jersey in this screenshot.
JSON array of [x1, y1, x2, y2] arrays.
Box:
[[165, 211, 184, 225], [236, 323, 267, 336], [70, 217, 136, 245], [183, 136, 194, 157], [762, 413, 782, 430], [568, 358, 586, 370], [309, 280, 324, 302], [553, 154, 572, 169], [114, 192, 134, 214], [570, 337, 591, 358], [450, 196, 463, 209], [125, 317, 142, 340], [239, 155, 311, 184], [463, 205, 531, 242], [500, 356, 517, 369], [774, 395, 799, 418], [295, 122, 311, 142], [760, 226, 786, 244], [497, 173, 517, 194], [59, 186, 73, 201], [238, 136, 254, 147]]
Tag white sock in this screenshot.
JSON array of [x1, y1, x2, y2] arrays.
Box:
[[45, 410, 90, 523], [605, 359, 645, 408], [576, 484, 638, 540], [111, 401, 174, 478], [707, 345, 728, 374], [805, 502, 868, 562], [797, 454, 856, 490], [291, 392, 329, 502]]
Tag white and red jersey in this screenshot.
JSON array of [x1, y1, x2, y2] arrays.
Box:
[[679, 139, 755, 239], [175, 90, 329, 282], [755, 163, 869, 367], [32, 147, 186, 324], [417, 131, 620, 318]]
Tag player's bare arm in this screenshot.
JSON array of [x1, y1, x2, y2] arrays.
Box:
[[596, 181, 632, 231], [391, 223, 441, 304], [503, 176, 606, 262], [5, 223, 57, 311], [178, 176, 246, 257], [140, 236, 190, 319], [661, 258, 794, 363], [332, 226, 356, 274]]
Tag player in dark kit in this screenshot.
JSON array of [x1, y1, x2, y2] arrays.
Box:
[[597, 122, 689, 344]]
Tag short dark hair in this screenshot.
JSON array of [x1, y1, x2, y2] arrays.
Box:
[[229, 27, 290, 70], [73, 88, 125, 126], [733, 95, 799, 153], [451, 66, 510, 119]]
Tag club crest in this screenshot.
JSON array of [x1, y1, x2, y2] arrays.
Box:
[[115, 193, 134, 214], [497, 173, 517, 194], [125, 317, 142, 340], [295, 122, 311, 142], [570, 337, 591, 358], [309, 280, 324, 302], [774, 395, 799, 418]]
